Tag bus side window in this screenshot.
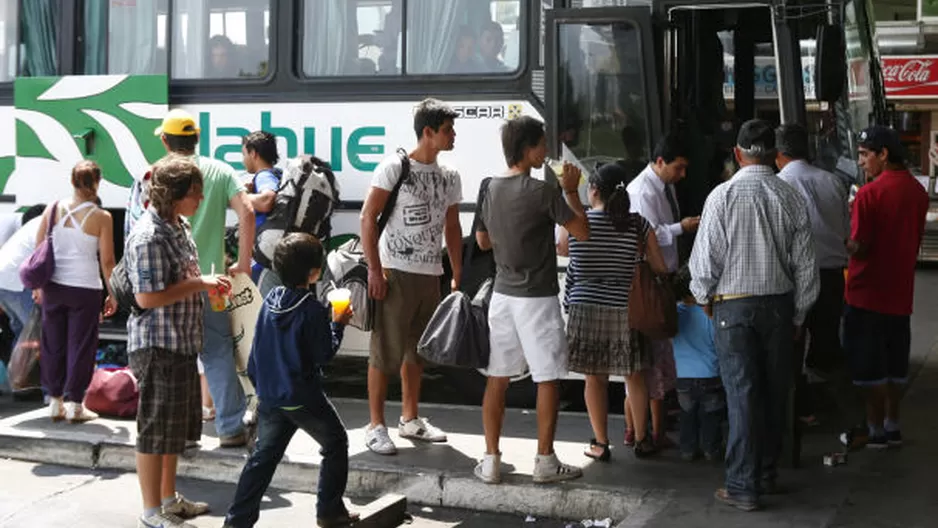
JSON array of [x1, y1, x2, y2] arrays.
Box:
[[172, 0, 271, 79], [404, 0, 520, 75], [301, 0, 401, 77], [82, 0, 169, 76], [300, 0, 521, 78]]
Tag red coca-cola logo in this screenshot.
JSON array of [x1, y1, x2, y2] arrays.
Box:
[[882, 59, 934, 84]]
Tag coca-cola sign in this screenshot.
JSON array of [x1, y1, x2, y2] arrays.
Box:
[[882, 56, 938, 98]]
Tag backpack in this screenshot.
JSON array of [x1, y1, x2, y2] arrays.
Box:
[[254, 156, 340, 269], [318, 149, 411, 332], [319, 237, 374, 332]]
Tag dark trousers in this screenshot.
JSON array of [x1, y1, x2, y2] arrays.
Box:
[[224, 388, 349, 526], [794, 268, 844, 417], [39, 282, 102, 402], [799, 268, 845, 373], [713, 294, 794, 502], [677, 377, 725, 458]]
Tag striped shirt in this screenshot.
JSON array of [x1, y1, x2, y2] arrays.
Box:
[[126, 209, 204, 355], [689, 164, 820, 325], [564, 209, 650, 309]]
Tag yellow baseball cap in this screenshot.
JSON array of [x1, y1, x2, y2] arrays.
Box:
[[154, 109, 200, 136]]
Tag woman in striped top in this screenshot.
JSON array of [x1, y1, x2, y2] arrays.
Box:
[[558, 163, 668, 460]]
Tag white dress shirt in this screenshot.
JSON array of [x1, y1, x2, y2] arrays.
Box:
[[626, 165, 682, 272], [689, 164, 820, 325], [778, 159, 849, 270]]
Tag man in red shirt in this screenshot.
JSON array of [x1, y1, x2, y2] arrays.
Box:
[[844, 126, 928, 448]]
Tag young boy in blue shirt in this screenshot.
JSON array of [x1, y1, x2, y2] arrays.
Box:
[[672, 265, 725, 462], [223, 233, 358, 528]]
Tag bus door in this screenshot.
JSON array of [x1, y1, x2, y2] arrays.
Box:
[[544, 7, 662, 188]]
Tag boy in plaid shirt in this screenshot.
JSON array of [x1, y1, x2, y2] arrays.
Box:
[[126, 155, 232, 528]]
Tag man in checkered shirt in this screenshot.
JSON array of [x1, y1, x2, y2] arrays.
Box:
[[689, 119, 819, 512]]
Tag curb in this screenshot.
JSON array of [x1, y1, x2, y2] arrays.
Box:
[[0, 431, 648, 522]]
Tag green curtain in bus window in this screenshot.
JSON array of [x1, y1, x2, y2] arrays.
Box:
[[82, 0, 107, 74], [302, 0, 355, 76], [20, 0, 58, 76]]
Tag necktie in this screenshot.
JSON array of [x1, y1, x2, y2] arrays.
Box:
[[665, 185, 680, 223]]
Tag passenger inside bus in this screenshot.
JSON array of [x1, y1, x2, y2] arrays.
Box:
[[207, 34, 239, 78], [449, 26, 484, 74], [479, 20, 508, 72]]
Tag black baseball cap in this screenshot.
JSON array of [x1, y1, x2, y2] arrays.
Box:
[[858, 126, 903, 156], [737, 119, 776, 151]]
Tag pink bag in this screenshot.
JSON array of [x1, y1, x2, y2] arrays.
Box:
[[84, 367, 138, 418]]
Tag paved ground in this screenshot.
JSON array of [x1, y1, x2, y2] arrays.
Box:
[[0, 459, 571, 527], [2, 270, 938, 527]]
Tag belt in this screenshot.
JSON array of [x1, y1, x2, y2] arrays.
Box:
[[712, 293, 752, 303]]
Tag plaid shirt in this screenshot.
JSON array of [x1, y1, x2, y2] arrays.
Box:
[[689, 164, 820, 325], [125, 209, 204, 355]]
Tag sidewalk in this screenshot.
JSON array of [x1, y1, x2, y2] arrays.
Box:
[[3, 271, 937, 526], [0, 392, 888, 526]]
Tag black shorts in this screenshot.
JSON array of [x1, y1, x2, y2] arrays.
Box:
[[843, 305, 911, 386]]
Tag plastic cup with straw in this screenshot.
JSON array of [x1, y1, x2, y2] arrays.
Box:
[[208, 263, 228, 312]]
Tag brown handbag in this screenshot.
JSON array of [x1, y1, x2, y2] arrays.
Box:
[[627, 226, 678, 339]]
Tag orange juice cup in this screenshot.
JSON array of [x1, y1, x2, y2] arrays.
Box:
[[209, 287, 228, 312], [327, 288, 352, 316]]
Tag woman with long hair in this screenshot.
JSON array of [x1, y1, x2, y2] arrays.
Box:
[[38, 160, 117, 423], [558, 162, 669, 459]]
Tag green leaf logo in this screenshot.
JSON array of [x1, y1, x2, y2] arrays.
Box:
[[10, 74, 168, 205]]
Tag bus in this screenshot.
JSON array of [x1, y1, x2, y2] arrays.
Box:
[[0, 0, 887, 356]]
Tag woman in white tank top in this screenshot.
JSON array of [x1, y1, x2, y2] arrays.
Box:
[[35, 160, 117, 423]]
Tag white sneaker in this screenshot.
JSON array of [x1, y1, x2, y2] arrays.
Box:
[[162, 492, 210, 518], [365, 424, 397, 455], [532, 452, 582, 484], [64, 402, 98, 423], [138, 512, 196, 528], [398, 416, 447, 443], [474, 452, 502, 484], [49, 397, 64, 422]]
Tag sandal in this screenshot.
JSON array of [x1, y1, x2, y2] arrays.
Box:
[[634, 436, 658, 459], [584, 438, 611, 462]]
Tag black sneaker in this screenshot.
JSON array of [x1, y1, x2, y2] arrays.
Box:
[[886, 429, 903, 447], [866, 434, 889, 449]]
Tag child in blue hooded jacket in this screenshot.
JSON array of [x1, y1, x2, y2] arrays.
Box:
[[223, 233, 358, 528]]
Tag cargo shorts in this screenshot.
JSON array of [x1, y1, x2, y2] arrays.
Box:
[[369, 269, 441, 374]]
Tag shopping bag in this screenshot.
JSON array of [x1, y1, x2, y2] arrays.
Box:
[[8, 306, 41, 391]]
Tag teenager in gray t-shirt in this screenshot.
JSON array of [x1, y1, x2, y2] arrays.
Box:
[[472, 116, 589, 485], [478, 175, 573, 297]]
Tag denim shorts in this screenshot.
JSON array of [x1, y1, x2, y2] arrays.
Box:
[[843, 305, 911, 386]]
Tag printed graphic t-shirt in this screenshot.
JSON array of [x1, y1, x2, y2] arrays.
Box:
[[371, 155, 463, 276]]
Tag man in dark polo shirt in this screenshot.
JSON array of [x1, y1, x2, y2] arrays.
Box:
[[844, 126, 929, 449]]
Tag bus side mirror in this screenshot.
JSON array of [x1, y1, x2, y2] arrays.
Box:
[[815, 24, 847, 103]]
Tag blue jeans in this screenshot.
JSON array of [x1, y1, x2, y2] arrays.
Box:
[[0, 288, 35, 342], [713, 294, 794, 502], [201, 295, 245, 437], [677, 377, 725, 458], [224, 391, 350, 525]]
